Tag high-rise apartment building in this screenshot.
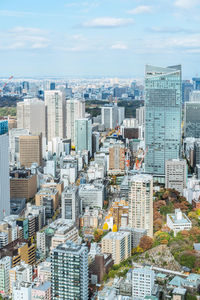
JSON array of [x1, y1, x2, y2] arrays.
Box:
[[51, 241, 89, 300], [0, 121, 10, 221], [165, 159, 187, 195], [0, 256, 11, 295], [145, 65, 182, 179], [128, 174, 153, 237], [66, 98, 85, 144], [75, 118, 92, 155], [62, 186, 80, 223], [101, 105, 118, 129], [19, 134, 42, 168], [45, 90, 66, 142], [132, 267, 155, 299], [17, 98, 46, 137], [101, 231, 131, 264]]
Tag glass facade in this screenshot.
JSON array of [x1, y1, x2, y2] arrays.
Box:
[[145, 65, 182, 175], [184, 102, 200, 138], [0, 121, 8, 135]]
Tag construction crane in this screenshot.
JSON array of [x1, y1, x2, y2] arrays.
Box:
[[0, 76, 14, 93]]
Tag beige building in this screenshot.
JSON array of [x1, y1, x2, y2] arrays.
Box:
[[10, 170, 37, 200], [17, 98, 46, 137], [19, 134, 42, 168], [35, 188, 59, 210], [109, 142, 125, 173], [101, 231, 131, 264], [45, 90, 66, 142], [41, 181, 64, 199], [128, 174, 153, 237]]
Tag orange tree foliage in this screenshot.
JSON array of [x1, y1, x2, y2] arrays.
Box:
[[139, 235, 153, 251]]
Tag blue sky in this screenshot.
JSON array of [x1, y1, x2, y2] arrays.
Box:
[[0, 0, 200, 78]]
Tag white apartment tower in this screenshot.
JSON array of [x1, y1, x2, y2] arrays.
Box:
[[17, 98, 46, 137], [66, 98, 85, 145], [128, 174, 153, 237], [45, 90, 66, 142]]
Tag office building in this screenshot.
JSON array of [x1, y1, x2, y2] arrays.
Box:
[[101, 231, 131, 264], [101, 105, 118, 129], [79, 183, 104, 209], [165, 159, 187, 195], [36, 231, 46, 256], [182, 80, 193, 103], [75, 118, 92, 155], [118, 107, 125, 125], [45, 90, 66, 141], [62, 186, 80, 222], [145, 65, 182, 179], [184, 101, 200, 138], [136, 106, 145, 126], [17, 98, 46, 137], [190, 90, 200, 102], [66, 98, 85, 144], [51, 241, 89, 300], [128, 174, 153, 237], [0, 256, 11, 295], [9, 128, 30, 166], [10, 169, 37, 200], [19, 134, 42, 168], [167, 209, 192, 236], [132, 267, 155, 299], [192, 77, 200, 90], [35, 188, 59, 210], [109, 141, 125, 172], [0, 121, 10, 220]]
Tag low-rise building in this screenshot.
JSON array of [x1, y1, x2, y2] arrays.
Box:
[[9, 262, 32, 295], [167, 209, 192, 236], [12, 281, 32, 300], [32, 281, 51, 300], [79, 182, 105, 209]]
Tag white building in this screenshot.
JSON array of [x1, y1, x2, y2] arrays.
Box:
[[132, 267, 155, 299], [167, 209, 192, 236], [136, 106, 145, 126], [0, 121, 10, 220], [87, 163, 105, 182], [66, 98, 85, 144], [36, 231, 46, 255], [0, 256, 12, 295], [128, 174, 153, 237], [17, 98, 46, 137], [79, 183, 105, 209], [60, 164, 77, 186], [9, 262, 32, 295], [37, 260, 51, 282], [101, 105, 118, 129], [184, 177, 200, 204], [12, 281, 32, 300], [45, 90, 66, 142], [9, 128, 30, 166], [44, 160, 56, 177], [165, 159, 187, 195], [62, 185, 80, 222], [118, 107, 125, 125]]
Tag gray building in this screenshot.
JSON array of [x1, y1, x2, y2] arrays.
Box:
[[79, 183, 105, 209], [184, 102, 200, 138], [101, 105, 118, 129], [165, 159, 187, 195], [75, 118, 92, 156], [62, 185, 80, 223], [145, 65, 182, 179], [51, 241, 89, 300]]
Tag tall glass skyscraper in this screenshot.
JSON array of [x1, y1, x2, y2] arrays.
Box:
[[145, 65, 182, 177]]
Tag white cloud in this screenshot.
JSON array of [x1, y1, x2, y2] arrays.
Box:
[[82, 17, 133, 28], [127, 5, 152, 15], [174, 0, 198, 9], [110, 43, 128, 50]]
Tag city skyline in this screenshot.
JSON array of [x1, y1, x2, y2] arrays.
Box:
[[0, 0, 200, 78]]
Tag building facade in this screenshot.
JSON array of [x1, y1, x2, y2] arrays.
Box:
[[19, 134, 42, 168], [128, 174, 153, 237], [165, 159, 187, 195], [62, 186, 80, 223], [145, 65, 182, 178], [51, 241, 88, 300], [75, 118, 92, 155]]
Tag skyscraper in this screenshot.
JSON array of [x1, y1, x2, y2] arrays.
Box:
[[19, 134, 42, 168], [145, 65, 182, 179], [128, 174, 153, 237], [51, 241, 89, 300], [101, 105, 118, 129], [45, 90, 66, 142], [184, 101, 200, 138], [0, 121, 10, 220], [66, 98, 85, 145], [75, 118, 92, 155], [17, 98, 46, 137]]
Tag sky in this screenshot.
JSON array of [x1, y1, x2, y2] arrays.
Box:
[[0, 0, 200, 78]]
